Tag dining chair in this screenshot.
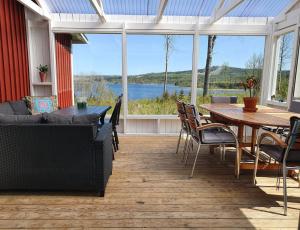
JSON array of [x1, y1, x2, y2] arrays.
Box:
[[211, 96, 238, 104], [184, 104, 239, 178], [262, 105, 299, 137], [253, 116, 300, 215], [109, 94, 123, 152], [175, 100, 190, 159], [210, 96, 238, 159]]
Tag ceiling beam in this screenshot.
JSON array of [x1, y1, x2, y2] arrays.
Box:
[[156, 0, 168, 23], [89, 0, 107, 23], [209, 0, 244, 24], [35, 0, 50, 14], [273, 0, 300, 23], [17, 0, 50, 19]]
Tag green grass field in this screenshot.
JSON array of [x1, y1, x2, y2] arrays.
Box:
[[85, 92, 247, 115]]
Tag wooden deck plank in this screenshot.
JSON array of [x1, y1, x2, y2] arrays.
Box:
[[0, 136, 299, 229]]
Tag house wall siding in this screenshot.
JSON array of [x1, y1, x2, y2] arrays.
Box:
[[55, 34, 73, 108], [0, 0, 30, 102]]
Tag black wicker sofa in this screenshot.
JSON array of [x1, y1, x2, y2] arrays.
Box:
[[0, 100, 112, 196]]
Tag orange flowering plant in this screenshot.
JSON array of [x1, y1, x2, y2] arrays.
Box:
[[241, 76, 257, 98]]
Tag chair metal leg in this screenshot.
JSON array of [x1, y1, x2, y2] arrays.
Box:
[[283, 163, 288, 216], [113, 129, 119, 150], [112, 146, 115, 160], [236, 145, 241, 179], [220, 145, 226, 161], [219, 145, 222, 161], [112, 136, 117, 152], [184, 137, 193, 165], [176, 129, 183, 155], [182, 135, 190, 161], [253, 145, 260, 184], [190, 143, 201, 178]]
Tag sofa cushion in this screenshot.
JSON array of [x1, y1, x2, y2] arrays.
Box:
[[44, 113, 73, 124], [0, 114, 43, 124], [9, 100, 30, 115], [72, 113, 100, 125], [25, 96, 58, 114], [0, 102, 14, 115]]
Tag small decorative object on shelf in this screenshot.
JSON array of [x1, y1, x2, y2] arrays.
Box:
[[77, 97, 87, 109], [241, 76, 258, 112], [37, 64, 48, 82]]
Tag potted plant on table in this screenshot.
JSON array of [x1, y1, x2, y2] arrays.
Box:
[[241, 76, 258, 112], [37, 64, 48, 82]]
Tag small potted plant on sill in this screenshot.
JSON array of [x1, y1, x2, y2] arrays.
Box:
[[241, 76, 258, 112], [37, 64, 48, 82]]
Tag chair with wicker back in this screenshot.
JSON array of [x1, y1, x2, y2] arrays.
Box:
[[175, 100, 190, 159], [109, 94, 123, 151], [253, 116, 300, 215], [209, 96, 238, 158], [184, 103, 239, 177]]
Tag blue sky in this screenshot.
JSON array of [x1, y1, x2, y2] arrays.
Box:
[[73, 34, 265, 75]]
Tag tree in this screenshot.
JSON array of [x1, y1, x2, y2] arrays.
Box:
[[203, 35, 217, 96], [277, 34, 292, 94], [163, 35, 175, 95], [245, 53, 263, 78], [245, 53, 264, 96]]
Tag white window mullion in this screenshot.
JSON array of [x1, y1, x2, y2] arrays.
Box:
[[122, 24, 128, 133], [270, 36, 281, 100], [191, 31, 199, 105], [287, 26, 299, 108]]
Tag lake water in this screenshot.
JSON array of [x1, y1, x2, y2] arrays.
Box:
[[76, 82, 244, 100]]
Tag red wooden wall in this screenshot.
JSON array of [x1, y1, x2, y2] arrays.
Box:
[[55, 34, 73, 108], [0, 0, 30, 102]]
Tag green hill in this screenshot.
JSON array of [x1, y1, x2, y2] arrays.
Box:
[[74, 65, 267, 88]]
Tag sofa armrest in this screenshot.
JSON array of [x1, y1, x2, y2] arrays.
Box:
[[93, 123, 113, 196]]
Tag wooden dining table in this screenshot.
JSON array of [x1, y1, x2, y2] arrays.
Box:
[[200, 104, 299, 177]]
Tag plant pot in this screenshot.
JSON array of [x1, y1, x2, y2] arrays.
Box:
[[39, 72, 47, 82], [243, 97, 258, 112]]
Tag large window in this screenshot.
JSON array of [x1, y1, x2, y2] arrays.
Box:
[[197, 35, 265, 111], [127, 34, 193, 115], [73, 34, 122, 113], [271, 32, 294, 102]]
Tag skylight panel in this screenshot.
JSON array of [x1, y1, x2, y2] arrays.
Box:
[[44, 0, 96, 14], [227, 0, 293, 17], [102, 0, 160, 15], [164, 0, 218, 16]]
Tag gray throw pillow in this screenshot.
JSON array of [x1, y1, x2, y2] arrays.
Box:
[[0, 114, 42, 124], [9, 100, 30, 115], [44, 113, 73, 124], [0, 102, 14, 115], [72, 113, 100, 125]]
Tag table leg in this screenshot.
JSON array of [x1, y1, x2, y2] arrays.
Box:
[[236, 124, 244, 178], [251, 127, 259, 154], [237, 124, 244, 143]]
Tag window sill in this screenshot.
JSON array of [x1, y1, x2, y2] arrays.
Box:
[[266, 100, 288, 108]]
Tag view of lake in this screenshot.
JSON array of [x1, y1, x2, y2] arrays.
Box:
[[75, 82, 244, 100]]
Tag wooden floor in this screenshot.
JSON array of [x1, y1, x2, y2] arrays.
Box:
[[0, 136, 300, 229]]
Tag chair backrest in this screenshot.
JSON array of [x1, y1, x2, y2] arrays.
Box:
[[184, 104, 200, 139], [211, 96, 237, 104], [284, 116, 300, 162], [109, 94, 123, 127], [176, 100, 186, 121], [176, 100, 189, 131]]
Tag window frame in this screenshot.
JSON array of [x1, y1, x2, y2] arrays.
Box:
[[267, 25, 298, 108]]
